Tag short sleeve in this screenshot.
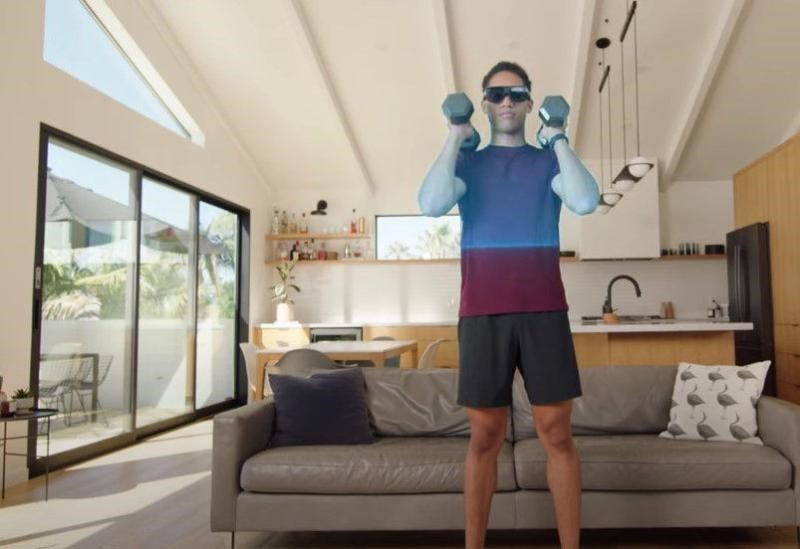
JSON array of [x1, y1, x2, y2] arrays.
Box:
[[549, 148, 561, 183]]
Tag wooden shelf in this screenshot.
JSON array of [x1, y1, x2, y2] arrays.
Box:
[[264, 254, 722, 266], [658, 254, 726, 260], [266, 259, 458, 266], [266, 257, 584, 266], [266, 232, 370, 241]]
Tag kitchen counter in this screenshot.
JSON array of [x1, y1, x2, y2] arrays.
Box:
[[570, 319, 753, 333], [258, 319, 753, 333]]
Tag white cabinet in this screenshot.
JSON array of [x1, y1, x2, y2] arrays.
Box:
[[579, 159, 661, 259]]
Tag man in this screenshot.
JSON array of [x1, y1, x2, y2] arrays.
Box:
[[418, 61, 599, 549]]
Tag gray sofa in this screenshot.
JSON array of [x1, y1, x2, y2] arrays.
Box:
[[211, 364, 800, 538]]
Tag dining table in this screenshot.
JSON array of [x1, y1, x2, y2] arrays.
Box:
[[254, 340, 418, 400]]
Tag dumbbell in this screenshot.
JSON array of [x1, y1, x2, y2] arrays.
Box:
[[536, 95, 570, 148], [441, 93, 481, 151]]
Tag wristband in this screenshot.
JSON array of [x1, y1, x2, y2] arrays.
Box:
[[547, 133, 569, 148]]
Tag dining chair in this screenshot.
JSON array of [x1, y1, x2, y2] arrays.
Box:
[[417, 338, 451, 369], [239, 342, 268, 401]]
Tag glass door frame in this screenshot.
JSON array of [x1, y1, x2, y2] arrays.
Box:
[[28, 124, 250, 476]]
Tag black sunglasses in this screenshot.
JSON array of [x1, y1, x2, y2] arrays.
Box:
[[483, 86, 531, 104]]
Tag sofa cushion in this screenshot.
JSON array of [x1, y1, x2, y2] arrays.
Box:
[[241, 436, 517, 494], [514, 434, 791, 491], [513, 365, 677, 440], [361, 368, 513, 442], [658, 361, 771, 445], [267, 368, 374, 448]]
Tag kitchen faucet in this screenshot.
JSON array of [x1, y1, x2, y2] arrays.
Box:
[[603, 274, 642, 314]]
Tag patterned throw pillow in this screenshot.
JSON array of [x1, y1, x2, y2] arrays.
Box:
[[658, 360, 771, 445]]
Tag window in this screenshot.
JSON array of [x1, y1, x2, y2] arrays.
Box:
[[375, 215, 461, 260], [43, 0, 203, 144]]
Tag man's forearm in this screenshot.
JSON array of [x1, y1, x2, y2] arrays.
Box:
[[553, 140, 600, 215], [418, 133, 464, 217]]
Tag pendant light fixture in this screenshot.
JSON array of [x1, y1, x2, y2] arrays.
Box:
[[595, 37, 621, 214], [615, 1, 652, 183]]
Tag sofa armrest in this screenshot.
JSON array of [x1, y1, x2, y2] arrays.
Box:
[[210, 398, 274, 532], [758, 395, 800, 521]]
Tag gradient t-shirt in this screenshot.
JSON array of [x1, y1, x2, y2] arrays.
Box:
[[456, 144, 567, 317]]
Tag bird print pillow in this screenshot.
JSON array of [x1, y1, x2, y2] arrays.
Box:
[[659, 360, 771, 445]]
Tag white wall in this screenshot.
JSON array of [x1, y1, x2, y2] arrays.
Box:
[[0, 1, 271, 487]]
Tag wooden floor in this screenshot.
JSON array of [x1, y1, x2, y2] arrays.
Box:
[[0, 418, 798, 549]]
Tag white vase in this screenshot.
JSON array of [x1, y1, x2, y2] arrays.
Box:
[[275, 302, 295, 324]]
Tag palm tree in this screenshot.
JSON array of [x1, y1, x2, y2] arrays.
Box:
[[415, 222, 460, 259], [386, 241, 412, 259]]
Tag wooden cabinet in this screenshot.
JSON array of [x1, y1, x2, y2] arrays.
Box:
[[774, 324, 800, 387], [766, 142, 800, 325], [575, 332, 735, 367], [253, 325, 310, 347], [734, 133, 800, 403], [733, 162, 769, 228]]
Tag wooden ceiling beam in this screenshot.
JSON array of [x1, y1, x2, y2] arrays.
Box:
[[286, 0, 376, 195]]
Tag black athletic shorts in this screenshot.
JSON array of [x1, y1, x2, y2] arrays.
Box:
[[457, 310, 582, 407]]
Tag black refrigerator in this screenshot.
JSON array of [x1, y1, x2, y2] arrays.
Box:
[[726, 222, 775, 396]]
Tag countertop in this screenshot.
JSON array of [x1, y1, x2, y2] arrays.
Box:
[[258, 319, 754, 333]]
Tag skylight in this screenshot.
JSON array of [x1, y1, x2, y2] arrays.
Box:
[[43, 0, 204, 145]]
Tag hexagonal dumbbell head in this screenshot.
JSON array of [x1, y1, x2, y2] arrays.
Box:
[[441, 93, 474, 125], [539, 95, 570, 128]]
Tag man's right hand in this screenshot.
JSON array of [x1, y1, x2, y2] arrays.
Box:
[[449, 122, 475, 144]]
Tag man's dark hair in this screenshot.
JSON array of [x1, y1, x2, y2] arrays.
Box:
[[481, 61, 532, 91]]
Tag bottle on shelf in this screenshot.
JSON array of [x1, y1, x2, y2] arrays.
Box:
[[309, 238, 317, 260], [290, 241, 299, 261], [278, 242, 289, 261], [271, 209, 281, 235], [350, 209, 357, 234], [343, 242, 352, 259], [300, 212, 309, 233], [318, 242, 328, 260], [357, 215, 366, 234], [289, 213, 298, 234], [280, 210, 289, 234], [300, 240, 310, 260]]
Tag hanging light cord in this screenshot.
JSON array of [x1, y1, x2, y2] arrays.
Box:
[[599, 51, 605, 194], [620, 2, 628, 162], [633, 1, 641, 156]]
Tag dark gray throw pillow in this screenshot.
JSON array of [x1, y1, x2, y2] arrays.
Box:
[[268, 367, 374, 448]]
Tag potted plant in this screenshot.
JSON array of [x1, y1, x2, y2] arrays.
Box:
[[270, 258, 300, 323], [12, 388, 34, 413]]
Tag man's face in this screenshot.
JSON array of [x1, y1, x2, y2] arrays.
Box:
[[482, 71, 533, 134]]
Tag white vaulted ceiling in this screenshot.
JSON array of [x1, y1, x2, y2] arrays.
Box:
[[146, 0, 800, 194]]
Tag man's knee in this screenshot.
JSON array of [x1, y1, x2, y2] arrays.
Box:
[[532, 401, 575, 453], [467, 407, 508, 454]]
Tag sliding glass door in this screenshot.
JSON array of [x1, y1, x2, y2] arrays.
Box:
[[37, 138, 137, 456], [33, 129, 245, 468], [195, 202, 239, 408], [135, 179, 197, 427]]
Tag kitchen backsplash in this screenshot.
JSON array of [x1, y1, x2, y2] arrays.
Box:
[[286, 258, 728, 324]]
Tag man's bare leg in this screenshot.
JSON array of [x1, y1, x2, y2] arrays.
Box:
[[464, 406, 508, 549], [532, 399, 581, 549]]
